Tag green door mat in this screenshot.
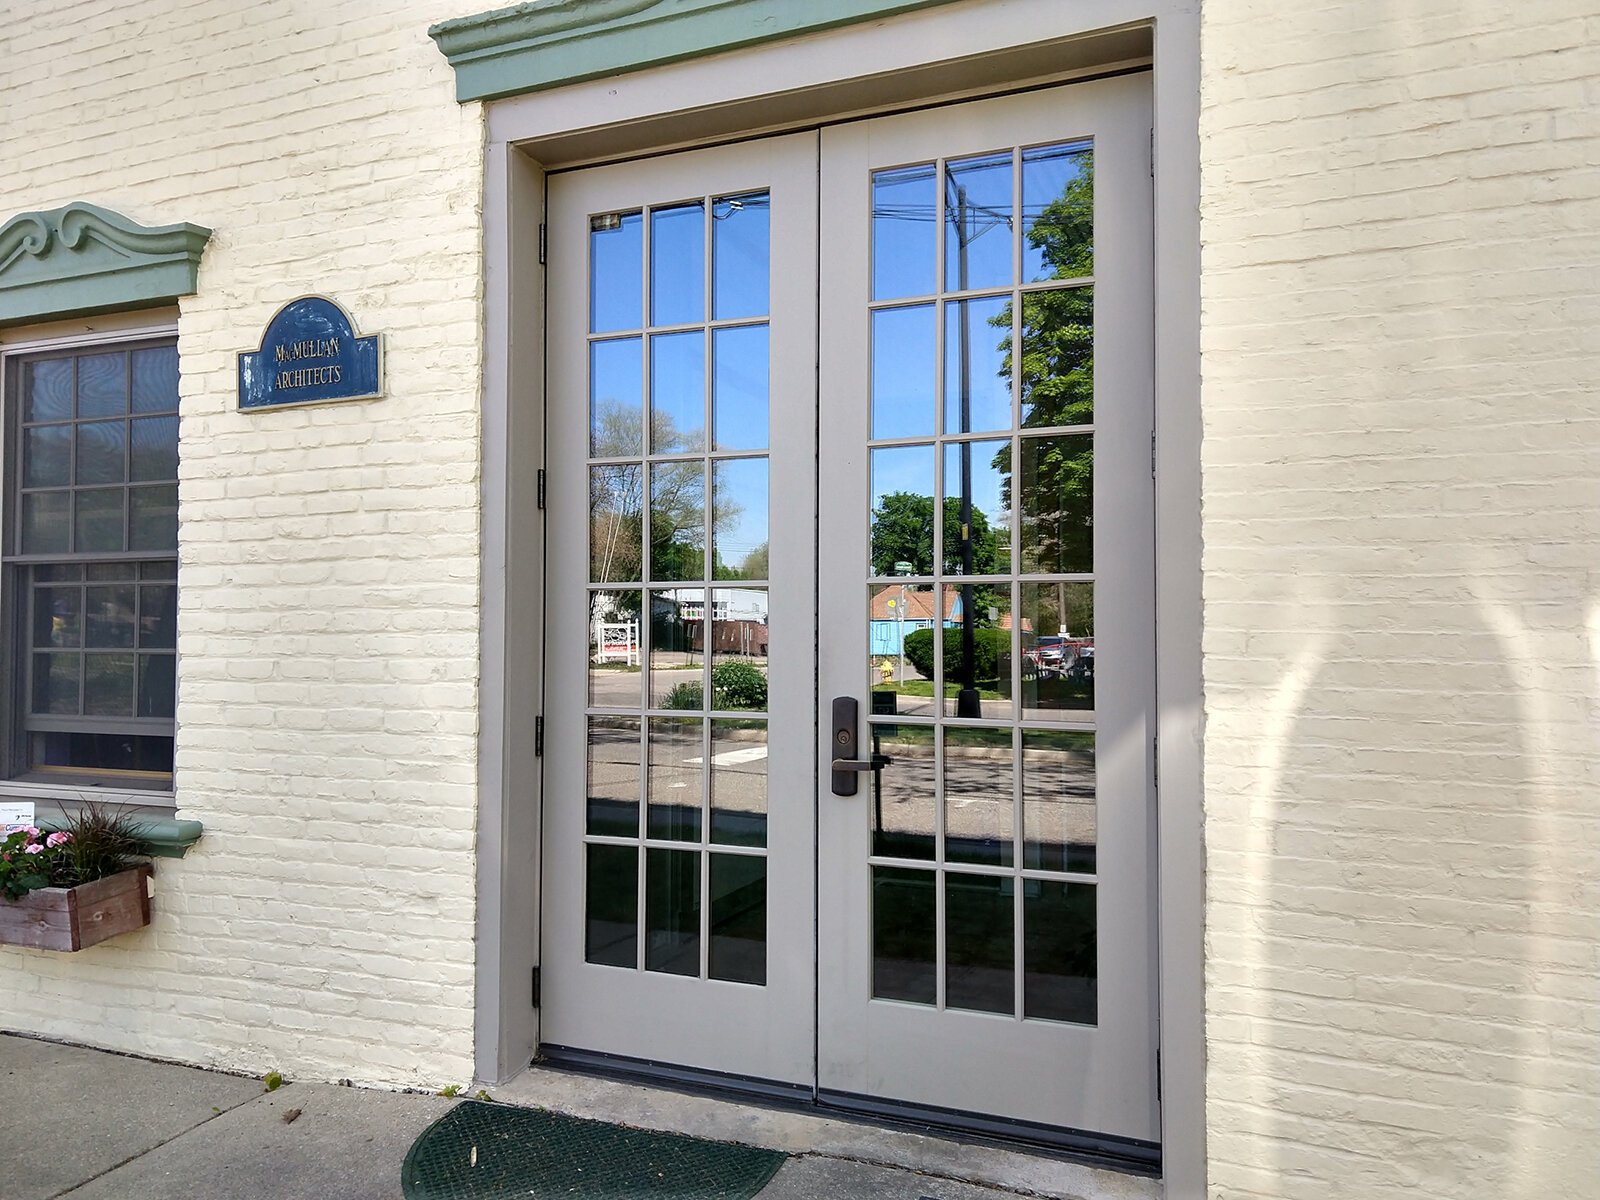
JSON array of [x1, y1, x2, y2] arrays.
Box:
[[402, 1101, 789, 1200]]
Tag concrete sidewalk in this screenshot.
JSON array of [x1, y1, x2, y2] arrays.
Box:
[[0, 1035, 1154, 1199]]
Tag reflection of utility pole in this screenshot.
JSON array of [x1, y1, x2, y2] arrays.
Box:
[[953, 178, 980, 719]]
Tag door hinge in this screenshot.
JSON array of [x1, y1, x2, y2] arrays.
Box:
[[1156, 1047, 1162, 1101], [531, 966, 541, 1007], [537, 467, 546, 510], [535, 715, 544, 758], [1150, 127, 1155, 178], [538, 223, 547, 265], [1150, 430, 1157, 478]]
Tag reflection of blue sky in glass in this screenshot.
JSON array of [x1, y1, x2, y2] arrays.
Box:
[[945, 439, 1011, 570], [713, 458, 768, 578], [591, 337, 643, 456], [713, 325, 768, 451], [651, 203, 705, 326], [650, 332, 705, 453], [872, 165, 936, 300], [945, 152, 1013, 292], [872, 304, 935, 440], [713, 193, 769, 320], [590, 211, 642, 333], [1023, 143, 1092, 282], [945, 297, 1013, 433], [871, 444, 933, 507]]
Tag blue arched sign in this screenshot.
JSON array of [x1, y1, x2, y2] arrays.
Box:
[[238, 296, 382, 410]]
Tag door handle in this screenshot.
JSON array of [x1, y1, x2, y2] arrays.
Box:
[[831, 696, 892, 795], [831, 754, 893, 773]]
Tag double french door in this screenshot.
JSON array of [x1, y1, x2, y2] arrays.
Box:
[[542, 74, 1157, 1150]]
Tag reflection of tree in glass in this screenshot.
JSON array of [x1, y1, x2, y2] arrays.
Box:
[[649, 460, 706, 580], [590, 400, 644, 582], [1027, 584, 1095, 639], [992, 160, 1094, 572], [709, 462, 761, 580], [869, 492, 1004, 580], [720, 541, 767, 581]]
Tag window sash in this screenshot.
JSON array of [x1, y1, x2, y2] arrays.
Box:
[[3, 338, 179, 789]]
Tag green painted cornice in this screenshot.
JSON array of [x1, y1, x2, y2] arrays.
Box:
[[0, 202, 211, 327], [430, 0, 966, 103]]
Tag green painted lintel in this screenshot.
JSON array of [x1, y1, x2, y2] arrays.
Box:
[[429, 0, 967, 103], [0, 202, 210, 328], [37, 816, 204, 860]]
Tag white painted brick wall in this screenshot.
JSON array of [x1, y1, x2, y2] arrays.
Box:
[[0, 0, 489, 1089], [1200, 2, 1600, 1195]]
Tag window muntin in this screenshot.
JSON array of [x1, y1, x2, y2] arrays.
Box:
[[6, 340, 178, 790]]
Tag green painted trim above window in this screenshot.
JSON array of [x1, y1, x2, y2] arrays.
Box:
[[429, 0, 967, 103], [0, 203, 210, 328]]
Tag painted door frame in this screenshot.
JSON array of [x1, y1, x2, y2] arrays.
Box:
[[469, 2, 1203, 1195]]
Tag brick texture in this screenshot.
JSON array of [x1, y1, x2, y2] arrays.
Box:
[[1200, 2, 1600, 1195], [0, 1, 488, 1089]]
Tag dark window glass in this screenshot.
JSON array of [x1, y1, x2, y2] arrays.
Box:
[[8, 343, 179, 788]]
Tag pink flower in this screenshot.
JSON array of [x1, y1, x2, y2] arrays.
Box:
[[22, 826, 40, 841], [45, 831, 71, 848], [23, 843, 44, 855]]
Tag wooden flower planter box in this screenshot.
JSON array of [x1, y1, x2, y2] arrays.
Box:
[[0, 865, 152, 952]]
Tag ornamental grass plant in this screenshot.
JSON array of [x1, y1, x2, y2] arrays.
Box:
[[0, 804, 150, 901]]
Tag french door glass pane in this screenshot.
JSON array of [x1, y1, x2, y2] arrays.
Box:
[[709, 853, 766, 984], [870, 305, 935, 440], [945, 872, 1013, 1014], [862, 143, 1100, 1025], [584, 185, 774, 991], [591, 338, 644, 456], [587, 716, 641, 837], [1022, 142, 1093, 282], [872, 866, 936, 1003], [944, 296, 1013, 434], [944, 151, 1013, 292], [650, 203, 706, 327], [712, 193, 769, 320], [590, 211, 642, 334], [645, 847, 700, 976], [871, 165, 936, 301], [586, 845, 638, 967]]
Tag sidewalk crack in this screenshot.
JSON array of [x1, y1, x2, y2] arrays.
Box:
[[49, 1085, 284, 1199]]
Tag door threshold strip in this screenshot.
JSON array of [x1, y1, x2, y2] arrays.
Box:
[[534, 1045, 1160, 1178]]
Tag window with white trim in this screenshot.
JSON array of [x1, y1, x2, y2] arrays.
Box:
[[3, 338, 178, 790]]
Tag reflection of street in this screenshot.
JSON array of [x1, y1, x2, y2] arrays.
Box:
[[867, 731, 1096, 866], [584, 714, 769, 835], [587, 656, 769, 709]]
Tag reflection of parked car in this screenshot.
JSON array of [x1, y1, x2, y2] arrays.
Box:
[[1036, 635, 1067, 669]]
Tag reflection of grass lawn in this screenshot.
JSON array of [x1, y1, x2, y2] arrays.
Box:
[[591, 662, 641, 672], [877, 680, 1006, 701]]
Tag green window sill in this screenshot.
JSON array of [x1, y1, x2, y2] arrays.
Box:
[[36, 815, 202, 860]]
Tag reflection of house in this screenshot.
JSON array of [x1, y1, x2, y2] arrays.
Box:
[[651, 591, 769, 657], [868, 588, 962, 656]]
